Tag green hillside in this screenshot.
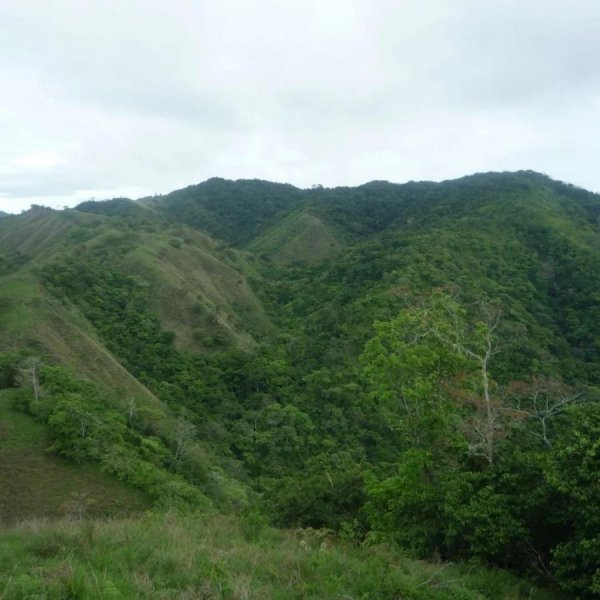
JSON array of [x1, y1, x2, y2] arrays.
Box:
[[0, 205, 272, 355], [139, 178, 304, 245], [1, 171, 599, 597], [0, 208, 263, 516], [0, 389, 149, 523], [249, 210, 341, 265]]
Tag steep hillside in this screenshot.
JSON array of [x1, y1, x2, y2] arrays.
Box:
[[139, 178, 304, 246], [0, 389, 149, 523], [0, 270, 162, 404], [0, 207, 268, 518], [0, 205, 272, 355], [120, 228, 271, 351], [269, 173, 600, 382], [0, 206, 78, 265], [1, 171, 599, 596], [249, 211, 341, 265]]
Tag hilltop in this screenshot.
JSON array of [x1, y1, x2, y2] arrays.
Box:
[[0, 170, 599, 597]]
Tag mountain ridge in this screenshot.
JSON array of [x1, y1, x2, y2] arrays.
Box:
[[0, 169, 599, 596]]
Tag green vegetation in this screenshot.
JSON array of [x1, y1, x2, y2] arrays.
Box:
[[0, 171, 599, 597], [0, 512, 557, 599], [249, 211, 341, 265], [0, 389, 149, 523], [138, 178, 303, 246]]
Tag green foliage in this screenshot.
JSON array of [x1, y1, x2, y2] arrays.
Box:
[[0, 511, 557, 599], [15, 362, 210, 509], [0, 386, 150, 522], [264, 452, 367, 531], [42, 259, 179, 384], [147, 177, 304, 245], [360, 296, 471, 452], [0, 351, 20, 388], [545, 404, 600, 597], [76, 197, 150, 219], [360, 292, 600, 594], [365, 449, 448, 556], [2, 171, 600, 596]]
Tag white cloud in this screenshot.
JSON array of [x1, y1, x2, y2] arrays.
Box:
[[1, 0, 599, 212]]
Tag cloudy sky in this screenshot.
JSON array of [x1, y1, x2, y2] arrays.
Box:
[[1, 0, 599, 212]]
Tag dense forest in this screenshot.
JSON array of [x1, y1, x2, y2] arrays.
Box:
[[0, 171, 598, 598]]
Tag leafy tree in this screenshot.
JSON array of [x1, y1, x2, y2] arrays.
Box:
[[545, 404, 600, 597]]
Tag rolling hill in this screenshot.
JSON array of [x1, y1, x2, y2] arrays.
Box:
[[0, 170, 599, 597]]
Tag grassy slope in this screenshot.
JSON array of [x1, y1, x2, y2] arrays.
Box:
[[0, 204, 271, 357], [0, 209, 75, 263], [0, 390, 150, 524], [121, 227, 272, 352], [0, 511, 558, 600], [0, 272, 163, 407], [0, 213, 166, 521], [249, 211, 341, 265], [0, 209, 267, 516]]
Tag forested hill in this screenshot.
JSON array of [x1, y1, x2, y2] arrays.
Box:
[[137, 178, 305, 246], [1, 170, 599, 598], [136, 170, 600, 244]]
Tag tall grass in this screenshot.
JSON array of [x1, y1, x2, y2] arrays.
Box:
[[0, 511, 559, 600]]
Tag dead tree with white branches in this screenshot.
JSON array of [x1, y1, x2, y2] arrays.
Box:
[[18, 356, 42, 401], [508, 377, 580, 448]]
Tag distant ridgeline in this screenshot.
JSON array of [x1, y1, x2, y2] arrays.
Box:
[[0, 170, 599, 597]]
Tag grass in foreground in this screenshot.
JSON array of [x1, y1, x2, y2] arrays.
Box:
[[0, 511, 560, 600]]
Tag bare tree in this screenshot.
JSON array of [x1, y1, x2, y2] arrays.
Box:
[[62, 491, 95, 521], [174, 418, 196, 463], [425, 297, 503, 464], [126, 398, 138, 428], [18, 356, 42, 401], [508, 377, 580, 448]]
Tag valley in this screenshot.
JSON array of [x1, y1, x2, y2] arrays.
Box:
[[0, 171, 598, 598]]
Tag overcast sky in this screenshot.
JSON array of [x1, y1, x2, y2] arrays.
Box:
[[1, 0, 599, 212]]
